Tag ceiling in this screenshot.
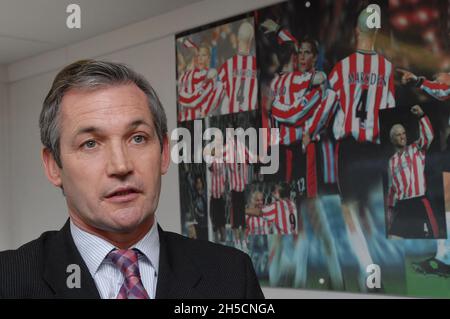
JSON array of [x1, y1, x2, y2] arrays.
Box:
[[0, 0, 202, 65]]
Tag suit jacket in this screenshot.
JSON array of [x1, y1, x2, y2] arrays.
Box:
[[0, 220, 264, 299]]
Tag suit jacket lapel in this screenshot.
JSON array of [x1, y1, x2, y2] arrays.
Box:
[[42, 220, 100, 299], [155, 225, 203, 299]]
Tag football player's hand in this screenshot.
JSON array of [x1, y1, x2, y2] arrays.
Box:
[[411, 104, 424, 117], [434, 72, 450, 85], [245, 207, 262, 216], [311, 71, 326, 86], [261, 19, 279, 34], [207, 68, 217, 80], [397, 68, 418, 85]]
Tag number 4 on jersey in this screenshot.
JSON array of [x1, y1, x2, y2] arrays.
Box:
[[236, 77, 246, 106], [356, 88, 368, 123]]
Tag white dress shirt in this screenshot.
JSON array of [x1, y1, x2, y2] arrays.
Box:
[[70, 219, 160, 299]]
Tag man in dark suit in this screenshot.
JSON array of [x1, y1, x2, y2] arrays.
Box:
[[0, 60, 264, 299]]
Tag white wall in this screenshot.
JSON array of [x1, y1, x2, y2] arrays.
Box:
[[0, 65, 10, 251], [2, 0, 401, 298], [8, 71, 66, 246]]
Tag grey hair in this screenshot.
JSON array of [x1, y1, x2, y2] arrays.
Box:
[[390, 124, 405, 143], [39, 59, 167, 168]]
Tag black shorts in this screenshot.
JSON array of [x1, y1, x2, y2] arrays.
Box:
[[390, 196, 439, 239], [231, 190, 246, 229], [278, 142, 319, 198], [336, 138, 383, 203], [210, 196, 226, 231]]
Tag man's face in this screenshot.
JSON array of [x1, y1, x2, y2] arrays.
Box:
[[272, 187, 281, 201], [254, 192, 264, 209], [298, 42, 316, 73], [196, 47, 210, 70], [45, 84, 169, 234], [391, 125, 407, 148]]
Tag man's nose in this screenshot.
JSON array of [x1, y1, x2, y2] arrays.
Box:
[[106, 142, 134, 178]]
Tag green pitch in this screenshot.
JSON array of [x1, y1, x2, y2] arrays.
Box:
[[405, 255, 450, 298]]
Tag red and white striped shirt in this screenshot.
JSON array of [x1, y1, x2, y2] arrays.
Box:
[[246, 215, 271, 235], [275, 28, 299, 71], [178, 69, 223, 122], [270, 72, 310, 145], [182, 38, 198, 50], [329, 51, 396, 143], [271, 72, 313, 111], [387, 116, 434, 207], [208, 158, 226, 199], [261, 198, 298, 235], [304, 88, 338, 140], [218, 54, 258, 114], [277, 28, 299, 51], [223, 139, 256, 192], [270, 71, 336, 145], [226, 161, 248, 192], [421, 79, 450, 101]]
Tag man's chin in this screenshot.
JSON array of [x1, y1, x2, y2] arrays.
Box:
[[109, 220, 140, 232], [105, 208, 149, 232], [111, 217, 149, 233]]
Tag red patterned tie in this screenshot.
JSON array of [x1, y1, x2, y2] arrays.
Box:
[[108, 249, 150, 299]]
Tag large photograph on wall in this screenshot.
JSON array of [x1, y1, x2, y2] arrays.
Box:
[[176, 0, 450, 297]]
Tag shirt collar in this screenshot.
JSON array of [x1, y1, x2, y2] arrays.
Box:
[[356, 49, 377, 55], [132, 220, 160, 275], [70, 219, 160, 277]]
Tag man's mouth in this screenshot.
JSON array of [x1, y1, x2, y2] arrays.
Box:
[[105, 186, 141, 203]]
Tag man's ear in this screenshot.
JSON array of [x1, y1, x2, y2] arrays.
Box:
[[160, 135, 170, 175], [42, 148, 62, 187]]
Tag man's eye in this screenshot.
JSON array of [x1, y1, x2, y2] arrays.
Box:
[[132, 135, 146, 144], [83, 140, 97, 149]]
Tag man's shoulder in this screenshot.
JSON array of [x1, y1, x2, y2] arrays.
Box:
[[0, 230, 58, 273], [0, 230, 60, 297], [0, 230, 57, 263]]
